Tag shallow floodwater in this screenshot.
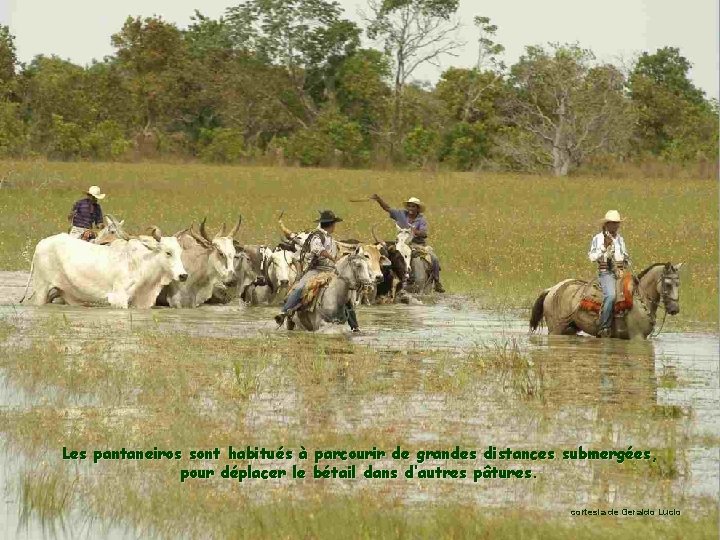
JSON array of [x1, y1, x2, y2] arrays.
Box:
[[0, 271, 718, 537]]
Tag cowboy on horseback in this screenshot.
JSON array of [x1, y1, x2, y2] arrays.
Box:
[[68, 185, 106, 241], [588, 210, 630, 338], [370, 194, 445, 293], [274, 210, 360, 332]]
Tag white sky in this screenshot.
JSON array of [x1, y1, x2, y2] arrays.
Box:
[[1, 0, 718, 98]]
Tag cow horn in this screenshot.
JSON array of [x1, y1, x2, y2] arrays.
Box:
[[372, 224, 385, 246], [279, 218, 293, 239], [199, 217, 212, 242], [229, 215, 242, 239], [189, 224, 212, 247], [148, 226, 162, 241]]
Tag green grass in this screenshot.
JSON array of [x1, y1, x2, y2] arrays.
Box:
[[0, 160, 717, 323]]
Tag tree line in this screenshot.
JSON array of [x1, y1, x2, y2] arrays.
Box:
[[0, 0, 717, 176]]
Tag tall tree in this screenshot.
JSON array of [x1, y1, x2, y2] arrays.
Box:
[[111, 16, 189, 134], [336, 49, 391, 136], [629, 47, 716, 159], [502, 44, 634, 176], [224, 0, 360, 125], [0, 25, 17, 98], [364, 0, 462, 145]]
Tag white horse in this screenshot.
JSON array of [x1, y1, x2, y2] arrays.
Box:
[[287, 248, 374, 332]]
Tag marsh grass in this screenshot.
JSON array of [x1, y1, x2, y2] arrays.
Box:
[[0, 161, 716, 322]]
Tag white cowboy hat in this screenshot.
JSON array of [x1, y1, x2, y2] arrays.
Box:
[[404, 197, 425, 213], [87, 186, 106, 200], [601, 210, 624, 223]]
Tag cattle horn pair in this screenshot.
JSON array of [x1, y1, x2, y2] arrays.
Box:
[[189, 222, 213, 248]]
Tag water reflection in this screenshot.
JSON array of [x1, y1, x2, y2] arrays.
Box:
[[0, 297, 717, 537]]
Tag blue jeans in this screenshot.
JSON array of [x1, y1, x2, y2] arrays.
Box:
[[599, 271, 616, 330], [282, 271, 317, 313]]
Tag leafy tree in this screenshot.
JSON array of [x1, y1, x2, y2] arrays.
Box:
[[111, 16, 189, 133], [21, 56, 92, 151], [284, 106, 364, 166], [47, 114, 83, 160], [0, 102, 26, 156], [364, 0, 462, 147], [198, 127, 246, 163], [629, 47, 717, 160], [403, 125, 440, 168], [225, 0, 360, 122], [184, 11, 234, 58], [0, 25, 18, 99], [81, 120, 132, 160], [502, 44, 635, 176], [336, 49, 391, 137], [440, 121, 489, 170]]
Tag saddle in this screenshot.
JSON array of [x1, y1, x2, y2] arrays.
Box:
[[578, 272, 634, 314], [288, 271, 334, 313], [81, 230, 97, 242], [411, 245, 433, 265]]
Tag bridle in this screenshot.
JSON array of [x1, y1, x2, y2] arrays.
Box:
[[336, 254, 372, 291], [648, 266, 679, 337]]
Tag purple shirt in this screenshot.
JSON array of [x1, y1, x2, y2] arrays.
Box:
[[70, 197, 103, 228], [389, 209, 428, 245]]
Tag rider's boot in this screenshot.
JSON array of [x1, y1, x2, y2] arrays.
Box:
[[434, 280, 445, 293]]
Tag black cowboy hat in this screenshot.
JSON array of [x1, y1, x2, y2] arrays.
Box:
[[315, 210, 343, 225]]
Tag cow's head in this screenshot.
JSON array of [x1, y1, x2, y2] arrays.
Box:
[[160, 236, 188, 283], [210, 237, 236, 282], [267, 247, 291, 288], [192, 216, 241, 283], [362, 244, 388, 283], [394, 225, 413, 276], [138, 232, 188, 285]]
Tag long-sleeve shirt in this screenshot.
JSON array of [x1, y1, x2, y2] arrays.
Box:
[[307, 226, 338, 270], [70, 197, 103, 228], [588, 232, 629, 270], [388, 209, 428, 245]]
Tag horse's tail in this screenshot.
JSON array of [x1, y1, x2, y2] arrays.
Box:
[[529, 290, 550, 332]]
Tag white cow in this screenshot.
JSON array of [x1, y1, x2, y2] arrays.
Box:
[[240, 245, 293, 305], [394, 225, 413, 274], [20, 232, 187, 309], [160, 217, 240, 308]]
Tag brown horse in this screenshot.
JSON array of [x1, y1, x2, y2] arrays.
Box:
[[530, 262, 683, 339]]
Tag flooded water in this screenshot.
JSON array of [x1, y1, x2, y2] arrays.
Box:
[[0, 271, 718, 537]]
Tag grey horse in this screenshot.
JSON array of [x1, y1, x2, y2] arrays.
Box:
[[530, 262, 683, 339], [287, 248, 374, 332]]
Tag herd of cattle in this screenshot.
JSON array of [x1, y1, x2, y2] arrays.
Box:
[[20, 214, 432, 316]]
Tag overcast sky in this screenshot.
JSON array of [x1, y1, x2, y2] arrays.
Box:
[[1, 0, 717, 98]]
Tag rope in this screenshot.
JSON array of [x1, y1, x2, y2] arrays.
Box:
[[650, 307, 668, 338]]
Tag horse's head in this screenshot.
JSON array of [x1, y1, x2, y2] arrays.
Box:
[[659, 262, 683, 315], [338, 246, 374, 290]]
